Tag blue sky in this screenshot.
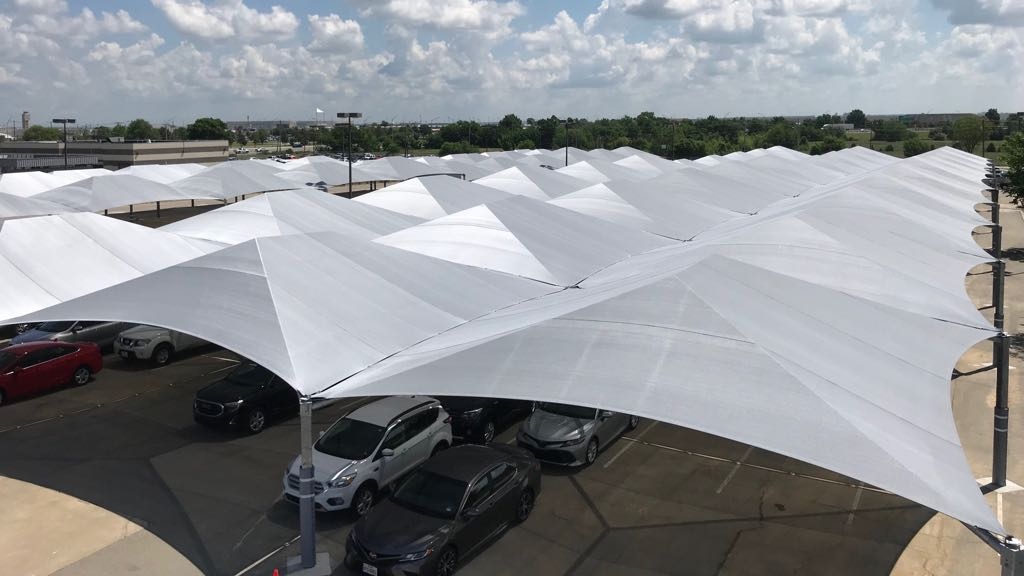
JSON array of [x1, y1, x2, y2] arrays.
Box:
[[1, 0, 1021, 127]]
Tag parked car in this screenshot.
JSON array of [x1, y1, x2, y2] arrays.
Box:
[[114, 325, 207, 366], [282, 396, 452, 517], [438, 396, 533, 444], [12, 320, 134, 351], [516, 402, 639, 466], [345, 444, 541, 576], [0, 341, 103, 405], [192, 361, 297, 433]]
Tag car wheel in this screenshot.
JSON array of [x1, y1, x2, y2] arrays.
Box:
[[72, 366, 91, 386], [585, 438, 599, 466], [431, 442, 448, 456], [152, 344, 173, 366], [352, 484, 376, 517], [245, 408, 266, 434], [628, 415, 640, 430], [481, 421, 496, 444], [516, 488, 535, 522], [436, 546, 458, 576]]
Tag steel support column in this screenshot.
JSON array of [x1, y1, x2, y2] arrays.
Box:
[[298, 395, 316, 568], [994, 331, 1011, 488]]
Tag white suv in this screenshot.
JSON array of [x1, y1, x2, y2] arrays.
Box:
[[114, 325, 206, 366], [283, 396, 452, 516]]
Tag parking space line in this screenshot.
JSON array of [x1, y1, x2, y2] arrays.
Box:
[[233, 535, 300, 576], [619, 436, 890, 494], [715, 446, 754, 494], [208, 364, 238, 375], [207, 356, 241, 364], [604, 420, 657, 468], [846, 485, 864, 525], [998, 491, 1004, 525]]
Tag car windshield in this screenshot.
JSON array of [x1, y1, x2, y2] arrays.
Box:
[[537, 402, 597, 420], [0, 351, 15, 370], [391, 469, 468, 520], [36, 321, 75, 333], [314, 418, 385, 461], [224, 363, 272, 387]]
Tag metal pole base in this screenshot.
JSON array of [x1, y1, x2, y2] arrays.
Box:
[[285, 552, 331, 576], [1002, 538, 1024, 576]]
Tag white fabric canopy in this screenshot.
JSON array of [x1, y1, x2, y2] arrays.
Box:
[[115, 163, 206, 184], [474, 165, 591, 200], [161, 188, 422, 246], [3, 146, 1003, 537], [34, 174, 218, 213], [353, 175, 512, 220], [170, 161, 298, 199], [0, 192, 74, 220]]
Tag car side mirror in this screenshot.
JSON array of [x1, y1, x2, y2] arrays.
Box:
[[462, 507, 481, 519], [600, 410, 614, 420], [380, 448, 395, 458]]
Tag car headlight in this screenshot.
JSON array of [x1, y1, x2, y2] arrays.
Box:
[[400, 548, 433, 562], [328, 472, 356, 488], [462, 407, 484, 419], [560, 435, 585, 447], [133, 339, 151, 346], [223, 400, 244, 411]]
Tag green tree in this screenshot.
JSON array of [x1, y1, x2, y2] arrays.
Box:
[[985, 108, 1001, 125], [110, 124, 127, 137], [125, 118, 156, 140], [903, 138, 931, 157], [846, 109, 867, 129], [186, 117, 229, 140], [1002, 133, 1024, 203], [254, 129, 268, 144], [22, 125, 62, 140], [952, 116, 985, 154], [874, 120, 907, 142], [515, 139, 535, 150], [499, 114, 523, 132], [763, 122, 799, 149], [91, 126, 112, 140]]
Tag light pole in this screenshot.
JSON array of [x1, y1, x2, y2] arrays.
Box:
[[52, 118, 76, 167], [336, 112, 362, 198], [564, 118, 574, 167]]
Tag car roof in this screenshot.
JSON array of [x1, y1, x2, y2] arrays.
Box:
[[347, 395, 438, 427], [420, 445, 507, 483], [3, 341, 77, 353]]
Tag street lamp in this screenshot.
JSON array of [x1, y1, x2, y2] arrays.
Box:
[[563, 118, 574, 167], [336, 112, 362, 198], [52, 118, 76, 167]]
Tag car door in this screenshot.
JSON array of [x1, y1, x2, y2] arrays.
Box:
[[458, 472, 493, 554], [45, 345, 77, 386], [402, 407, 438, 466], [376, 421, 412, 487], [12, 349, 56, 397]]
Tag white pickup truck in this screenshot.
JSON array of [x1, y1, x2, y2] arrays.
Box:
[[113, 325, 207, 366]]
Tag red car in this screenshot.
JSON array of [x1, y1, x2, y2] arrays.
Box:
[[0, 341, 103, 405]]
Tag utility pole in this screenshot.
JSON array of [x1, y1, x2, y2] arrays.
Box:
[[337, 112, 362, 198], [52, 118, 76, 167]]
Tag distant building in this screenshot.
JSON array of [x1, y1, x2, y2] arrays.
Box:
[[0, 152, 101, 173], [0, 140, 230, 169], [21, 111, 29, 131], [226, 120, 295, 131]]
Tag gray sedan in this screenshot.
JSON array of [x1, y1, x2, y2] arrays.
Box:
[[517, 402, 639, 466], [12, 320, 134, 351]]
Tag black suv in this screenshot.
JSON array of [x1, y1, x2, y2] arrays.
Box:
[[438, 396, 534, 444], [193, 361, 298, 434]]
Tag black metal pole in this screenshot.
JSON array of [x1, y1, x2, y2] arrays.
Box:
[[156, 201, 161, 219], [994, 331, 1010, 488], [565, 119, 569, 167], [348, 117, 353, 199], [63, 122, 68, 167]]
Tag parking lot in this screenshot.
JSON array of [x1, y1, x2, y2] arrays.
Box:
[[0, 343, 941, 576]]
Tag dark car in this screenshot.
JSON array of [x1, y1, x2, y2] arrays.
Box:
[[192, 361, 298, 434], [345, 444, 541, 576], [437, 396, 533, 444], [0, 341, 103, 406]]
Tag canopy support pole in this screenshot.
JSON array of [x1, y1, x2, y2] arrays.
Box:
[[993, 331, 1011, 488], [963, 524, 1023, 575], [286, 395, 329, 575]]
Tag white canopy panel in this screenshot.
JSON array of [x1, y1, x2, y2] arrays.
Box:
[[115, 163, 206, 184], [0, 192, 74, 220], [161, 188, 422, 246], [34, 174, 218, 213], [353, 175, 512, 220], [171, 161, 298, 199], [473, 165, 591, 200]]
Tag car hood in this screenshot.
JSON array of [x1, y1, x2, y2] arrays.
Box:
[[119, 325, 168, 339], [196, 379, 261, 404], [11, 328, 60, 344], [522, 410, 592, 442], [354, 499, 451, 555]]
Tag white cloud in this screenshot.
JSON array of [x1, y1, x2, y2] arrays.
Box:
[[308, 14, 364, 53], [9, 0, 67, 13], [150, 0, 299, 41], [351, 0, 524, 38]]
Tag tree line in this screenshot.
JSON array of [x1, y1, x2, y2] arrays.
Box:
[[15, 109, 1024, 161]]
